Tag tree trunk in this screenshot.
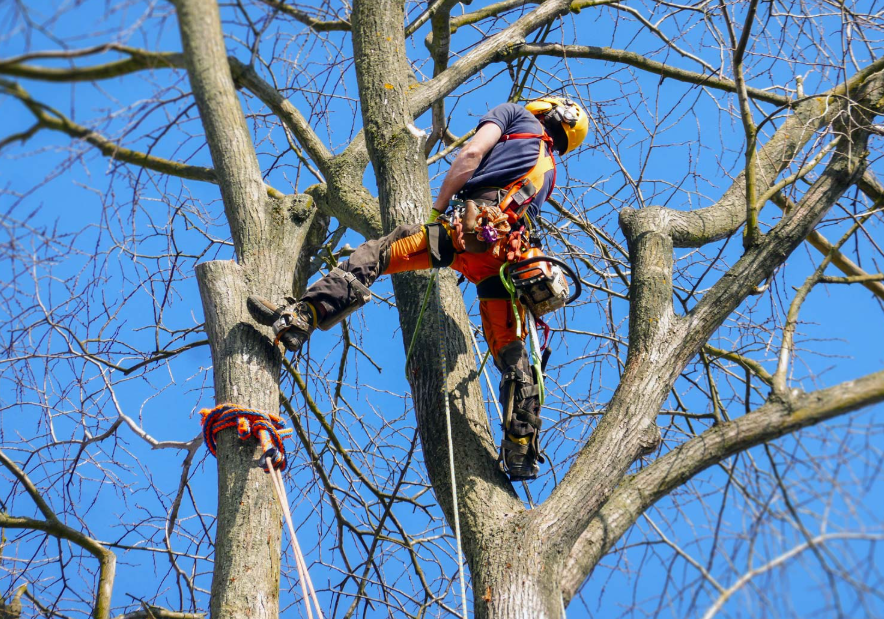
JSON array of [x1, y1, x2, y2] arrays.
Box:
[[195, 194, 318, 618], [471, 537, 565, 619], [350, 0, 527, 615], [174, 0, 322, 615]]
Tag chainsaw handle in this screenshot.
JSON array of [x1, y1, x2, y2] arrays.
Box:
[[506, 256, 582, 306]]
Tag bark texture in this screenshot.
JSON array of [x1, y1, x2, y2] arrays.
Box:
[[174, 1, 320, 616]]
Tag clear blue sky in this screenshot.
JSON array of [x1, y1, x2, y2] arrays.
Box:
[[2, 1, 883, 617]]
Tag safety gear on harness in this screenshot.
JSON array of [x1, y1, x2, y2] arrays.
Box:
[[496, 341, 545, 480], [509, 248, 571, 317], [495, 132, 556, 225], [446, 199, 513, 254], [525, 96, 589, 155], [247, 296, 316, 354]]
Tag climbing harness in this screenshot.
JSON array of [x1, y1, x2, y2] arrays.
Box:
[[433, 270, 470, 619], [495, 132, 557, 224], [200, 404, 324, 619]]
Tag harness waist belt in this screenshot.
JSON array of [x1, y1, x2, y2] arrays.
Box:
[[462, 188, 502, 203]]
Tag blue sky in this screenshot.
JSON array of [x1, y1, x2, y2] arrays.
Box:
[[1, 1, 883, 617]]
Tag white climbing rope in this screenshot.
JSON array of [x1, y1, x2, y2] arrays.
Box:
[[434, 269, 469, 619], [267, 465, 324, 619]]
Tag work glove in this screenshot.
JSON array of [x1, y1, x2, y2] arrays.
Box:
[[427, 208, 443, 223]]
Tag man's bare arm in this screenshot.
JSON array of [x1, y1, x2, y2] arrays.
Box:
[[430, 121, 503, 216]]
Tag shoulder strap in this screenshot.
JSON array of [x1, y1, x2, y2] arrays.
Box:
[[499, 132, 555, 147], [496, 132, 557, 222]]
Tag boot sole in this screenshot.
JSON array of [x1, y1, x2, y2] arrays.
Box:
[[247, 296, 281, 326]]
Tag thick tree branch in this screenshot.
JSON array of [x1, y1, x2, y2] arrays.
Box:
[[503, 43, 789, 105], [560, 368, 884, 602], [665, 58, 884, 247]]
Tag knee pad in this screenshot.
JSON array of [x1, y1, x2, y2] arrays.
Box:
[[425, 222, 455, 268], [496, 342, 541, 435]]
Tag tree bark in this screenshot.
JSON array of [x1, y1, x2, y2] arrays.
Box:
[[174, 1, 320, 616], [350, 0, 541, 616]]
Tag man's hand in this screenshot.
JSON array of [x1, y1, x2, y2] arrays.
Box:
[[431, 121, 503, 214]]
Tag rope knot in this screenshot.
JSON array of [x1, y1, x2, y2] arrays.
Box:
[[199, 403, 293, 472]]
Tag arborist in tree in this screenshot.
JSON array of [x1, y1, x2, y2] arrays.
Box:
[[248, 96, 588, 480]]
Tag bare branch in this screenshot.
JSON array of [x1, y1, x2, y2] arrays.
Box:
[[256, 0, 350, 31], [0, 449, 116, 619], [504, 43, 790, 105], [0, 78, 285, 198], [771, 192, 884, 301], [562, 369, 884, 602]]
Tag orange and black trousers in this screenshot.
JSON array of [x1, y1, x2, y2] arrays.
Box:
[[301, 222, 540, 436]]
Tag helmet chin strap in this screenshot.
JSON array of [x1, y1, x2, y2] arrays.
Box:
[[541, 114, 568, 154]]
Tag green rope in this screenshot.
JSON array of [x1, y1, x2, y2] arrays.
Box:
[[404, 270, 437, 371], [500, 261, 546, 405], [477, 348, 492, 376], [528, 315, 546, 406]]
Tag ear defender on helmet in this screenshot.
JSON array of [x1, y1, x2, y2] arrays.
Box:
[[525, 96, 589, 154]]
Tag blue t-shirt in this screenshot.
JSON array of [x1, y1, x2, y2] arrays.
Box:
[[460, 102, 555, 221]]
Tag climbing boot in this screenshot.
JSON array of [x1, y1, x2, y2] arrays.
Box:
[[495, 341, 545, 481], [501, 434, 540, 480], [246, 296, 315, 354], [499, 407, 545, 481]]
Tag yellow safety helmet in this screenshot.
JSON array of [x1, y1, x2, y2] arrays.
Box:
[[525, 96, 589, 154]]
